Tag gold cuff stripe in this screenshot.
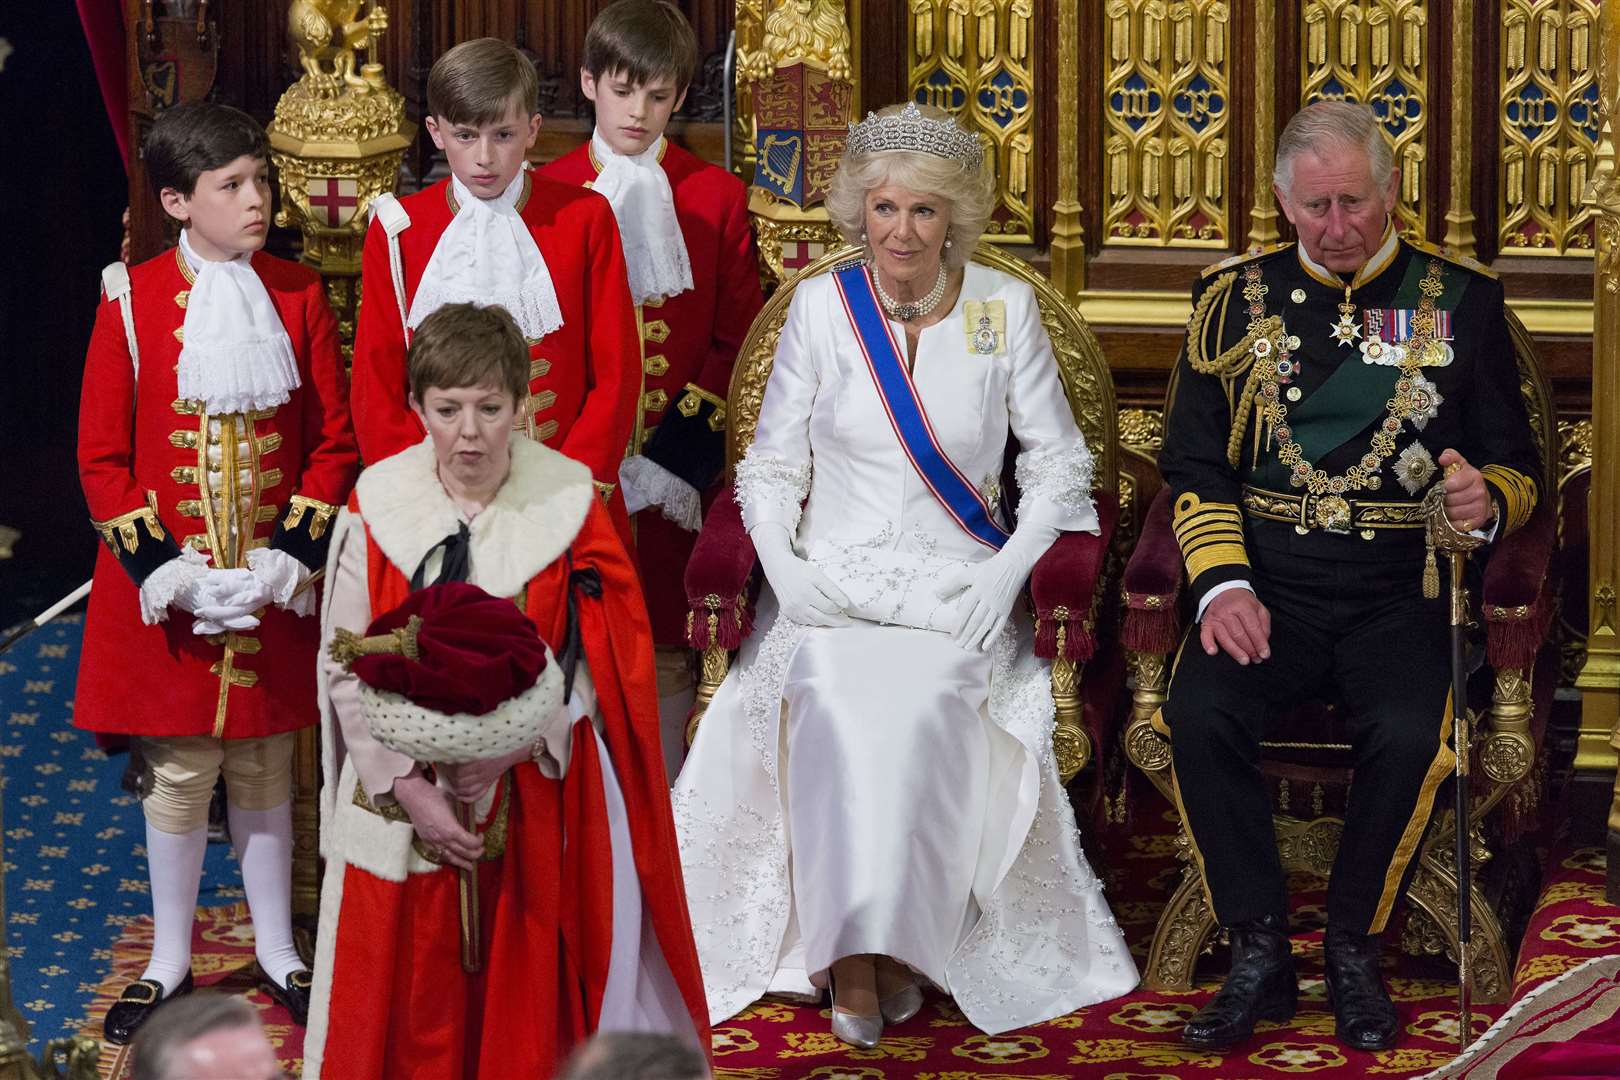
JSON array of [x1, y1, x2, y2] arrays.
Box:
[[678, 384, 727, 411], [284, 495, 338, 541], [1175, 519, 1246, 547], [1183, 541, 1250, 583], [91, 492, 167, 554], [1479, 465, 1538, 533]]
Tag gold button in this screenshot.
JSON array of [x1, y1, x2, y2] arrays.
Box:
[[1360, 529, 1376, 540], [1291, 289, 1306, 303], [644, 354, 670, 376], [643, 319, 670, 344], [643, 389, 668, 412], [1286, 386, 1302, 402]]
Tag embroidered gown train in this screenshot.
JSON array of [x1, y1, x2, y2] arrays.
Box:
[[671, 262, 1138, 1035]]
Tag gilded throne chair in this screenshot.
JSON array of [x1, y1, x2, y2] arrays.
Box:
[[682, 244, 1121, 784], [1119, 313, 1560, 1003]]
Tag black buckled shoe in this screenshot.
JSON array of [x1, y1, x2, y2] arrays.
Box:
[[104, 970, 194, 1045], [1183, 913, 1299, 1050], [1324, 927, 1399, 1051], [261, 967, 313, 1026]]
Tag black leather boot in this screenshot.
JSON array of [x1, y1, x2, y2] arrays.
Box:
[[1183, 913, 1298, 1050], [1324, 926, 1398, 1051]]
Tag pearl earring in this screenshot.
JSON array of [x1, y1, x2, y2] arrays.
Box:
[[860, 231, 867, 241], [945, 237, 953, 248]]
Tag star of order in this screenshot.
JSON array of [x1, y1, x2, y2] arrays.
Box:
[[1329, 314, 1362, 346]]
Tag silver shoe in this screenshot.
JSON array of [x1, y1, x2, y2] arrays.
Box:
[[830, 1006, 883, 1049], [879, 982, 924, 1025]]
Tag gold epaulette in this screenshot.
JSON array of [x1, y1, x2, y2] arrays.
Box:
[[1199, 241, 1294, 280], [1403, 238, 1498, 280]]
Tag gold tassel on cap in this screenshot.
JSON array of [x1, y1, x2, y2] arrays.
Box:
[[328, 614, 424, 667]]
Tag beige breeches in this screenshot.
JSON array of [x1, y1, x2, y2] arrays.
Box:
[[140, 732, 295, 834]]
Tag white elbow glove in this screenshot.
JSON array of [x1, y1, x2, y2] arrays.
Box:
[[247, 547, 316, 618], [932, 522, 1060, 651], [751, 523, 852, 628]]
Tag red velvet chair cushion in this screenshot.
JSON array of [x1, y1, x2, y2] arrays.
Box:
[[1030, 490, 1119, 662]]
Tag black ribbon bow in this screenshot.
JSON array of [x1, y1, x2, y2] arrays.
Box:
[[409, 522, 472, 591]]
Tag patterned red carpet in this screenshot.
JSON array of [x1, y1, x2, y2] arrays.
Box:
[[75, 796, 1616, 1079]]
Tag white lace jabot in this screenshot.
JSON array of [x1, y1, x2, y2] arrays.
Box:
[[407, 170, 565, 341], [176, 229, 301, 414], [589, 131, 692, 305]]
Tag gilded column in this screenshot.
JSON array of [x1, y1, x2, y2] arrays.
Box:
[[267, 0, 415, 922], [1249, 0, 1282, 246], [1050, 0, 1087, 298], [1443, 0, 1476, 255], [1584, 2, 1620, 899]]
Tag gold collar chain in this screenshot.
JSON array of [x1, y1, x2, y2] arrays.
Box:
[[1241, 258, 1446, 500]]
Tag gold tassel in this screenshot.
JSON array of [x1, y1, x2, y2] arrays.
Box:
[[1422, 539, 1440, 599], [327, 615, 424, 667]]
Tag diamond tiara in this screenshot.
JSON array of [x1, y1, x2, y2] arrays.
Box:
[[845, 102, 985, 166]]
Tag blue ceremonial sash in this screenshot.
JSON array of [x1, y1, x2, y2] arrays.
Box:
[[832, 264, 1010, 551]]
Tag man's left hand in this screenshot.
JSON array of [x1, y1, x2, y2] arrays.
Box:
[[1436, 449, 1494, 532]]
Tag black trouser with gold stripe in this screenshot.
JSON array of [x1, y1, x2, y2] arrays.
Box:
[[1161, 544, 1455, 937]]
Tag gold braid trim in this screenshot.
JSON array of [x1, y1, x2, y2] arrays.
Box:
[[1184, 272, 1281, 469], [92, 492, 168, 554]]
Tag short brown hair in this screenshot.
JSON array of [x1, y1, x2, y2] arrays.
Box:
[[408, 303, 530, 406], [559, 1032, 709, 1080], [428, 38, 540, 125], [584, 0, 700, 94], [144, 102, 269, 200], [130, 992, 264, 1080]]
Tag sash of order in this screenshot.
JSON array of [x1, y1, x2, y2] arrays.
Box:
[[832, 264, 1010, 551]]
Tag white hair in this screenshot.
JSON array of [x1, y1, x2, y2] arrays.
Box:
[[824, 103, 994, 271], [1273, 100, 1396, 198]]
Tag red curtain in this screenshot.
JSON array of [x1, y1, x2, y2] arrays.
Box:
[[76, 0, 127, 167]]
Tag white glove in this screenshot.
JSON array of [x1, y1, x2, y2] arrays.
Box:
[[932, 523, 1059, 651], [188, 568, 274, 636], [138, 547, 211, 625], [751, 523, 852, 627], [246, 547, 316, 617]]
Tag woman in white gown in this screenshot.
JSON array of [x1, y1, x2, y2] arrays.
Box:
[[671, 103, 1137, 1046]]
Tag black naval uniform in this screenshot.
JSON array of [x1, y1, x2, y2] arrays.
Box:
[[1157, 227, 1541, 938]]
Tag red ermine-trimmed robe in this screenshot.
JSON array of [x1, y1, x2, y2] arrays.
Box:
[[304, 436, 709, 1079]]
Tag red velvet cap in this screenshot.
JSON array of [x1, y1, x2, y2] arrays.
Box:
[[351, 582, 548, 717]]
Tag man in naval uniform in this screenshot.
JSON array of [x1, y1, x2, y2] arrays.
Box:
[[1156, 101, 1541, 1052]]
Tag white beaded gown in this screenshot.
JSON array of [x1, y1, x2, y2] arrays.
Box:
[[671, 262, 1138, 1035]]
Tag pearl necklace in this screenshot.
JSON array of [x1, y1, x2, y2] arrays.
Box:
[[871, 262, 948, 322]]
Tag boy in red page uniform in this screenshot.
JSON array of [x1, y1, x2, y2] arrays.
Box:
[[352, 37, 641, 540], [75, 102, 358, 1043], [541, 1, 764, 768]]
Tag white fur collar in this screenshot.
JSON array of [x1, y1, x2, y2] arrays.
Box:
[[355, 437, 593, 599]]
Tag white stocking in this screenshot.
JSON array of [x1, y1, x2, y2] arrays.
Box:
[[228, 799, 304, 986], [140, 822, 207, 995]]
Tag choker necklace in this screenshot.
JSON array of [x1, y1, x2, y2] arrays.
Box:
[[871, 262, 948, 321]]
